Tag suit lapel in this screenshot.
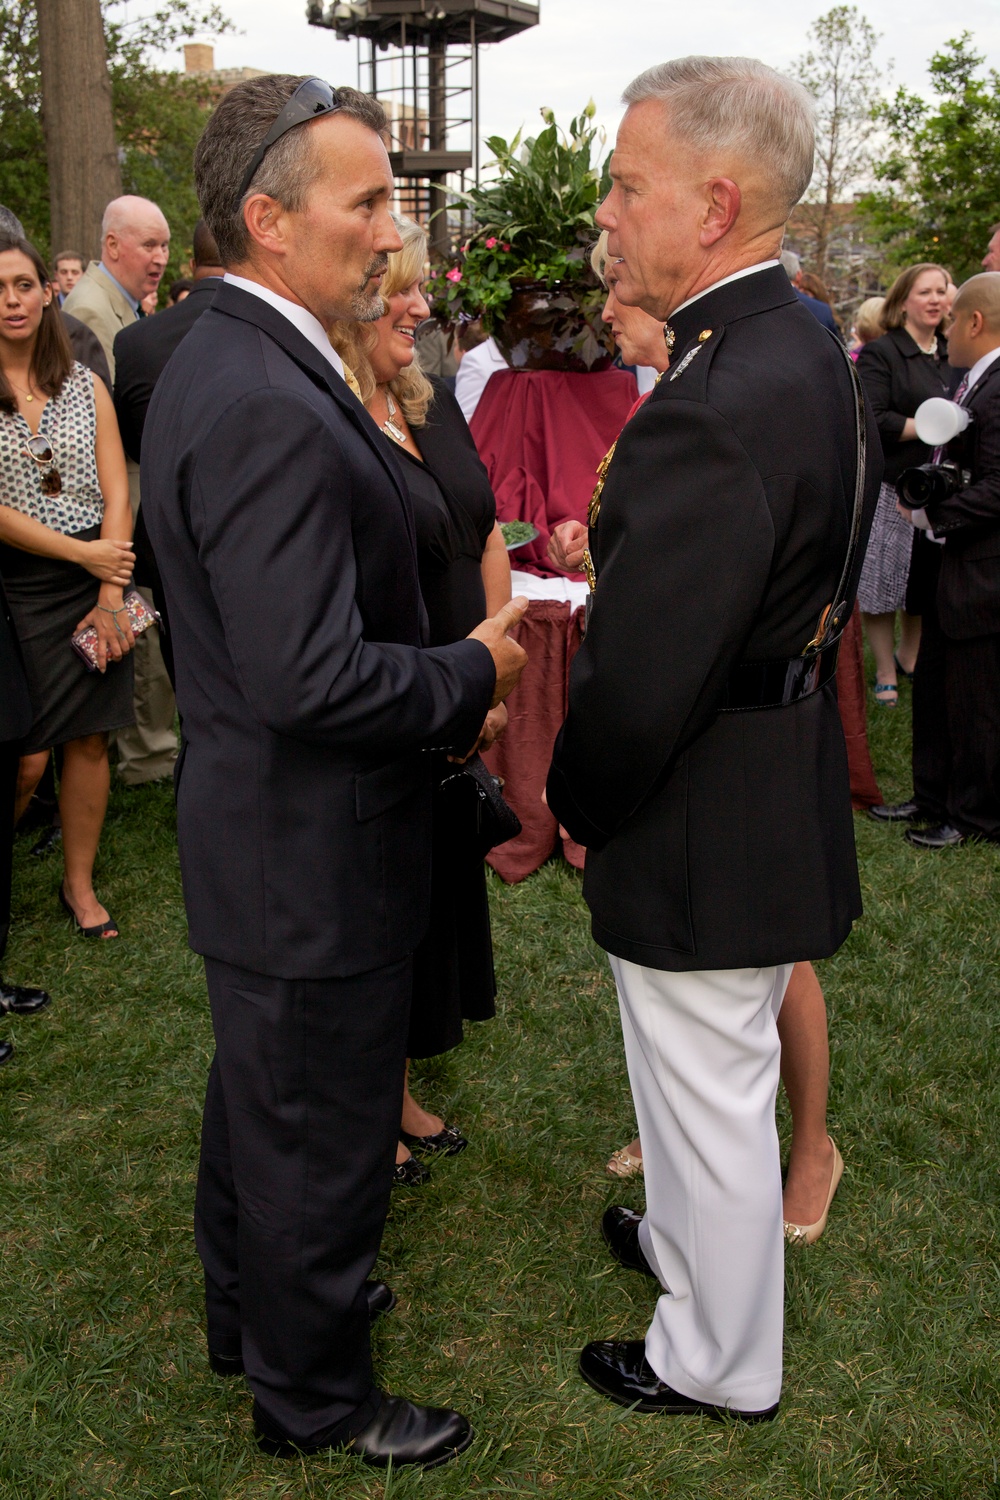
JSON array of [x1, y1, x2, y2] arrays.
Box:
[[212, 284, 417, 554]]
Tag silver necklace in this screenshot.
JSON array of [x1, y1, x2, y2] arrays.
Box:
[[382, 390, 408, 447]]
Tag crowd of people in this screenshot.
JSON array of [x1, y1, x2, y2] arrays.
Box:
[[0, 49, 998, 1477]]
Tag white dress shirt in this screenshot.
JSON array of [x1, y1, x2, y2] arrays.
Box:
[[223, 272, 345, 380]]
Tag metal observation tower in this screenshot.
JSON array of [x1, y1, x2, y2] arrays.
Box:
[[305, 0, 540, 254]]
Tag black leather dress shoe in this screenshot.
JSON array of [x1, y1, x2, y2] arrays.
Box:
[[868, 800, 922, 823], [255, 1394, 474, 1468], [0, 1038, 13, 1065], [602, 1205, 657, 1277], [209, 1281, 397, 1375], [579, 1340, 779, 1423], [365, 1279, 397, 1320], [399, 1123, 468, 1156], [904, 822, 966, 849], [0, 978, 51, 1014]]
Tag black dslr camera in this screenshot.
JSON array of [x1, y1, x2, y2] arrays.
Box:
[[896, 461, 963, 509]]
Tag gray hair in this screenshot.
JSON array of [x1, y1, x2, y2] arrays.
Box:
[[194, 74, 387, 267], [779, 248, 801, 279], [0, 204, 25, 239], [623, 56, 816, 220]]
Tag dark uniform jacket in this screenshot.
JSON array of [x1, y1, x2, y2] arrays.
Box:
[[141, 283, 495, 980], [924, 354, 1000, 639], [547, 266, 882, 972]]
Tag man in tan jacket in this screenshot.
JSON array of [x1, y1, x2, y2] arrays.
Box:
[[65, 195, 177, 785]]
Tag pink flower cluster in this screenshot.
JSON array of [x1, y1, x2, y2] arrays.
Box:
[[446, 267, 463, 284]]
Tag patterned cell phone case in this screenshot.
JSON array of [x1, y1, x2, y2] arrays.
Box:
[[71, 589, 160, 672]]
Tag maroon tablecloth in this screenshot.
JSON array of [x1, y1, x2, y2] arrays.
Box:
[[485, 601, 881, 884], [470, 367, 638, 576]]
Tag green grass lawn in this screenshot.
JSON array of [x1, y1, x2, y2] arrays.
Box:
[[2, 680, 999, 1499]]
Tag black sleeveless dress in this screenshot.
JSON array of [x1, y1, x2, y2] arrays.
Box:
[[394, 377, 498, 1058]]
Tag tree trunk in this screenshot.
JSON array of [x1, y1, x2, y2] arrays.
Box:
[[36, 0, 121, 259]]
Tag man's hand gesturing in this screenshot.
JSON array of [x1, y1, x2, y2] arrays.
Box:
[[467, 596, 529, 706], [547, 520, 589, 572]]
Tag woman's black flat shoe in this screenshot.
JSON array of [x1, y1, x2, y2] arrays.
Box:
[[59, 886, 119, 940], [393, 1153, 431, 1186], [400, 1124, 469, 1157]]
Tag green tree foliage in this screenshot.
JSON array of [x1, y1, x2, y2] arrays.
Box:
[[792, 5, 885, 275], [859, 34, 1000, 281], [0, 0, 231, 284]]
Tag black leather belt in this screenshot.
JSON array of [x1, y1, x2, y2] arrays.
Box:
[[718, 642, 840, 713]]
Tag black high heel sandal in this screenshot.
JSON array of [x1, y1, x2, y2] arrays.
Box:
[[59, 886, 119, 939]]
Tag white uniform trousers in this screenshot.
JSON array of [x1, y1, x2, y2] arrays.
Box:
[[610, 956, 792, 1412]]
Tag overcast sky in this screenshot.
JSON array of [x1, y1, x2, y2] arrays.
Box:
[[142, 0, 1000, 157]]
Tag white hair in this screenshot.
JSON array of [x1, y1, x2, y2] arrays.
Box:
[[623, 56, 816, 219]]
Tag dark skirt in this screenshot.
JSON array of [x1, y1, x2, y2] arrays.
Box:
[[0, 530, 135, 755], [407, 762, 497, 1059]]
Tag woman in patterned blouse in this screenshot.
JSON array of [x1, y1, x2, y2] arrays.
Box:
[[0, 234, 135, 938]]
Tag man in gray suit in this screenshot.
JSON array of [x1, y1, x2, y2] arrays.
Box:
[[64, 196, 177, 786]]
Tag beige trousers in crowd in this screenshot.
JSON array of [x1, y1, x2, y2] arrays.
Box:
[[115, 461, 177, 785], [610, 956, 792, 1413]]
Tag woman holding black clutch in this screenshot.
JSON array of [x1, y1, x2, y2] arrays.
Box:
[[0, 234, 135, 939], [333, 216, 511, 1184]]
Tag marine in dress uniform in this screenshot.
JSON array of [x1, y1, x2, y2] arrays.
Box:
[[548, 59, 882, 1421]]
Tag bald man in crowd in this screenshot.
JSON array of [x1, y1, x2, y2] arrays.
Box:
[[63, 195, 170, 379], [898, 272, 1000, 849], [66, 194, 177, 786], [982, 224, 1000, 273]]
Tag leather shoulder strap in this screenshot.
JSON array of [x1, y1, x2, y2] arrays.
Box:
[[805, 335, 868, 656]]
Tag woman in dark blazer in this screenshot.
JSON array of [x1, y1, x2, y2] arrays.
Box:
[[856, 263, 952, 704], [333, 216, 511, 1185]]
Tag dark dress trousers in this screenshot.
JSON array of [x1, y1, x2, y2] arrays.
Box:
[[547, 266, 882, 972], [392, 378, 498, 1057], [140, 283, 495, 1445], [920, 356, 1000, 838], [0, 577, 33, 963]]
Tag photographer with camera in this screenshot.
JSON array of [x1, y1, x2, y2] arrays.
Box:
[[894, 272, 1000, 848]]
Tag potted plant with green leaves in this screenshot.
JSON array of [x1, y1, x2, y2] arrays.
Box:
[[427, 103, 615, 373]]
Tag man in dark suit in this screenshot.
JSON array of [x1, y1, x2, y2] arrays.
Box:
[[547, 57, 880, 1422], [0, 579, 52, 1055], [142, 74, 526, 1468], [113, 218, 225, 464], [899, 272, 1000, 848], [113, 219, 225, 678]]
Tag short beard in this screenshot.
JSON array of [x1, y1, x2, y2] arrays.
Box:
[[350, 255, 388, 322]]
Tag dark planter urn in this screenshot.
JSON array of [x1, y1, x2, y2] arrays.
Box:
[[492, 281, 615, 373]]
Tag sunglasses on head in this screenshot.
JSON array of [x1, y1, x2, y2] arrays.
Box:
[[21, 434, 62, 496], [233, 77, 344, 213]]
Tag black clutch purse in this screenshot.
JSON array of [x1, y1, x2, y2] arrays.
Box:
[[437, 754, 522, 864]]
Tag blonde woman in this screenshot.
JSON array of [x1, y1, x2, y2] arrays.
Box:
[[849, 296, 885, 357], [333, 217, 510, 1184]]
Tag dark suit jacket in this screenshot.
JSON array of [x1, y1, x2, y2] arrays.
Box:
[[113, 277, 223, 463], [795, 288, 840, 338], [62, 312, 112, 392], [0, 576, 31, 745], [856, 327, 954, 483], [141, 283, 495, 979], [925, 356, 1000, 638], [547, 266, 882, 972], [113, 277, 223, 622]]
